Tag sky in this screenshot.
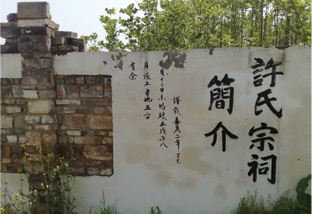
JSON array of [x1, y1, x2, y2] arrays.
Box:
[[0, 0, 142, 44]]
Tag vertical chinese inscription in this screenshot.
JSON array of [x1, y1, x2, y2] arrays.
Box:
[[248, 57, 283, 184], [173, 96, 182, 164], [143, 61, 153, 119], [205, 74, 238, 152], [158, 68, 168, 147]]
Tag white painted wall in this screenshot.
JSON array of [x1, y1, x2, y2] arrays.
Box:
[[0, 54, 22, 78], [2, 46, 311, 214]]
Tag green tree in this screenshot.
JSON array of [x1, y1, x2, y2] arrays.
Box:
[[81, 0, 311, 52]]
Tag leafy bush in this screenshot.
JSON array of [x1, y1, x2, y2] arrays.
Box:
[[1, 145, 76, 214], [234, 174, 311, 214]]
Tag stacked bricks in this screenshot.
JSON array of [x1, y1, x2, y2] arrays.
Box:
[[1, 2, 112, 180], [16, 3, 59, 208], [1, 78, 26, 172], [55, 75, 113, 176], [1, 2, 85, 54]]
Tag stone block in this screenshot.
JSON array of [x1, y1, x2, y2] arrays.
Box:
[[60, 115, 86, 130], [27, 100, 55, 114], [7, 136, 18, 143], [64, 76, 75, 84], [56, 107, 75, 114], [51, 45, 78, 55], [83, 145, 112, 161], [1, 45, 18, 54], [85, 76, 99, 84], [75, 76, 85, 84], [67, 85, 79, 98], [56, 31, 78, 38], [1, 85, 12, 97], [71, 167, 86, 175], [104, 88, 112, 98], [26, 131, 41, 146], [5, 38, 18, 46], [102, 138, 113, 145], [87, 115, 112, 130], [18, 19, 58, 29], [41, 115, 57, 124], [16, 98, 26, 105], [17, 2, 51, 19], [12, 79, 21, 84], [56, 85, 66, 98], [1, 145, 11, 158], [94, 107, 105, 114], [87, 168, 99, 175], [99, 77, 112, 83], [22, 68, 51, 85], [1, 79, 12, 85], [80, 86, 103, 98], [14, 114, 25, 129], [21, 27, 53, 36], [6, 107, 22, 113], [99, 168, 113, 176], [12, 85, 23, 97], [13, 129, 26, 135], [34, 125, 56, 131], [67, 38, 85, 52], [23, 90, 38, 98], [18, 136, 27, 144], [18, 35, 51, 53], [3, 99, 15, 104], [66, 131, 81, 136], [1, 115, 13, 128], [11, 144, 24, 157], [76, 107, 90, 114], [94, 107, 112, 115], [54, 76, 64, 84], [42, 132, 57, 145], [52, 36, 66, 45], [7, 13, 18, 22], [22, 58, 53, 70], [38, 90, 56, 98], [1, 159, 11, 164], [1, 129, 11, 135], [83, 136, 102, 145], [25, 115, 40, 123], [56, 99, 81, 105], [74, 137, 84, 144], [1, 22, 20, 38], [81, 99, 107, 105], [21, 52, 53, 60]]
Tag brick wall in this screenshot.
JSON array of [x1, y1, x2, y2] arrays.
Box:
[[55, 75, 113, 176], [1, 78, 26, 172], [0, 2, 113, 177]]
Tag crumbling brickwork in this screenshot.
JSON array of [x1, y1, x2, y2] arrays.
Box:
[[1, 78, 26, 172], [1, 2, 113, 178], [55, 75, 113, 176]]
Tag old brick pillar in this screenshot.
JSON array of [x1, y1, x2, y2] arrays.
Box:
[[17, 2, 58, 212]]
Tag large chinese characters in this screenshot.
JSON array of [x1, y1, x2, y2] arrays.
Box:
[[204, 57, 283, 185], [248, 57, 284, 184], [205, 74, 238, 152]]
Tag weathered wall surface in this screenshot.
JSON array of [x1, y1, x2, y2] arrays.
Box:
[[2, 46, 309, 214], [55, 75, 113, 176], [0, 3, 310, 213]]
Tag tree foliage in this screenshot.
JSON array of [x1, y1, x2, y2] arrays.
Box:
[[81, 0, 311, 52]]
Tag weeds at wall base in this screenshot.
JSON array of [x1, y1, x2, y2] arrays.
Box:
[[234, 174, 311, 214]]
